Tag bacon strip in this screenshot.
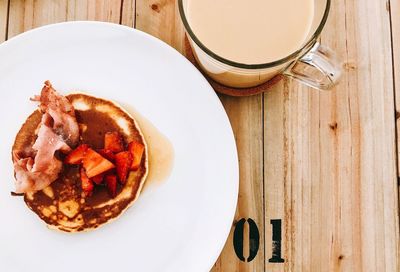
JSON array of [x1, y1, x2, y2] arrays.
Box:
[[31, 119, 71, 172], [13, 81, 79, 193], [14, 155, 62, 193], [36, 81, 79, 145]]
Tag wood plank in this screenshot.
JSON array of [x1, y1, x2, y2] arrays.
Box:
[[265, 0, 400, 271], [8, 0, 68, 38], [0, 0, 8, 42], [213, 95, 265, 272], [136, 1, 265, 270], [66, 0, 121, 23], [389, 0, 400, 266], [325, 1, 399, 270], [135, 0, 184, 53], [121, 0, 135, 27], [7, 0, 122, 38], [390, 0, 400, 177]]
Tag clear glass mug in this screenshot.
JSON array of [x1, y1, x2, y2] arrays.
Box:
[[178, 0, 341, 89]]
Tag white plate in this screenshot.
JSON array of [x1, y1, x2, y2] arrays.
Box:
[[0, 22, 238, 272]]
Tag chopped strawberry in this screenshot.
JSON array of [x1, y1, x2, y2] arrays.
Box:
[[80, 167, 94, 196], [105, 174, 117, 197], [98, 149, 116, 162], [91, 173, 104, 185], [114, 151, 133, 184], [104, 132, 124, 153], [64, 144, 89, 164], [128, 141, 145, 170], [82, 148, 115, 178]]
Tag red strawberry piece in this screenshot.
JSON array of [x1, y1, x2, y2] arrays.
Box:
[[104, 132, 124, 153], [64, 144, 89, 164], [91, 173, 104, 185], [98, 149, 116, 162], [128, 141, 145, 170], [82, 148, 115, 178], [105, 174, 117, 197], [114, 151, 133, 184], [80, 167, 94, 196]]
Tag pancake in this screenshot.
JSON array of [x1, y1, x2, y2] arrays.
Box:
[[12, 93, 148, 232]]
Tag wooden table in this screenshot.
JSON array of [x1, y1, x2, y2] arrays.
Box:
[[1, 0, 399, 271]]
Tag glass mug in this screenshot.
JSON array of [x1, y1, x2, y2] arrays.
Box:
[[178, 0, 341, 89]]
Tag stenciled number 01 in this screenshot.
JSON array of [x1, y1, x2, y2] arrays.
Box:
[[233, 218, 285, 263]]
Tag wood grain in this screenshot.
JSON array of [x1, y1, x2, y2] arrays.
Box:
[[0, 0, 8, 42], [264, 0, 399, 272], [8, 0, 67, 38], [389, 0, 400, 266], [213, 94, 265, 272], [136, 0, 184, 53], [390, 0, 400, 177], [326, 1, 399, 271], [66, 0, 122, 23], [7, 0, 123, 38], [121, 0, 135, 27], [390, 1, 400, 267]]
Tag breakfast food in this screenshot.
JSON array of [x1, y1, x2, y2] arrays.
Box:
[[12, 81, 148, 232]]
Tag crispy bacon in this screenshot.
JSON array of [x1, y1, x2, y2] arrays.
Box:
[[13, 81, 78, 193]]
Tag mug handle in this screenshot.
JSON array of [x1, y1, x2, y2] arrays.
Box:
[[283, 42, 342, 90]]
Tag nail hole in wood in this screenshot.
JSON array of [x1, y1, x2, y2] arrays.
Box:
[[151, 4, 160, 13], [329, 122, 338, 131]]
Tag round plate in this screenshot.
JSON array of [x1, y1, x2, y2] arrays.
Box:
[[0, 22, 238, 272]]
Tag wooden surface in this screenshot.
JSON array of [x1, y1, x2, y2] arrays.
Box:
[[1, 0, 399, 271]]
